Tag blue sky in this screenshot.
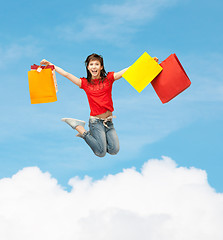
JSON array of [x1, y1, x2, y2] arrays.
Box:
[[1, 0, 223, 194]]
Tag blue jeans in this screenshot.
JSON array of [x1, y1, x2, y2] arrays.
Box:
[[82, 117, 120, 157]]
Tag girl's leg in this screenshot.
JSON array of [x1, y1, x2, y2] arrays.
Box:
[[105, 121, 120, 155], [62, 117, 119, 157], [83, 119, 107, 157], [62, 118, 86, 131], [76, 125, 86, 135]]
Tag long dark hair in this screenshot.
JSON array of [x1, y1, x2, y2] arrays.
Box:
[[85, 53, 107, 83]]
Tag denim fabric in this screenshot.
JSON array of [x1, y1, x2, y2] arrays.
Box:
[[83, 118, 119, 157]]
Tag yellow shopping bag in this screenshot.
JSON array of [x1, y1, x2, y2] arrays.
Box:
[[123, 52, 163, 93], [28, 66, 57, 104]]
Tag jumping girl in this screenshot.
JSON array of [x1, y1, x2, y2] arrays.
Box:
[[40, 54, 158, 157]]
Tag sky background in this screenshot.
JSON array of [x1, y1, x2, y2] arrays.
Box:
[[0, 0, 223, 238]]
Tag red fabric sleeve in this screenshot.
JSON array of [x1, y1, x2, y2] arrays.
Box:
[[79, 77, 86, 89], [106, 72, 115, 83]]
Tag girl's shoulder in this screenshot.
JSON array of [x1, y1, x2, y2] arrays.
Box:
[[80, 77, 87, 89], [106, 72, 115, 82]]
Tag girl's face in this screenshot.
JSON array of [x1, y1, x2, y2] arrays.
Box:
[[87, 60, 103, 79]]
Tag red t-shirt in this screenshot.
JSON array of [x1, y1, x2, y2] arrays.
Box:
[[80, 72, 115, 116]]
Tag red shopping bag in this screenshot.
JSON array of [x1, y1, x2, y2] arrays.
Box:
[[151, 54, 191, 103]]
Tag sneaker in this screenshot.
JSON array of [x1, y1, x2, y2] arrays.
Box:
[[61, 118, 85, 130]]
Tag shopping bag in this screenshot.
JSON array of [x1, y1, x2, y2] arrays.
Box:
[[28, 65, 57, 104], [31, 64, 58, 92], [122, 52, 163, 93], [151, 53, 191, 103]]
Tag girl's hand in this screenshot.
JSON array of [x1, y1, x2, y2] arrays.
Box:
[[153, 57, 159, 63], [40, 59, 52, 65]]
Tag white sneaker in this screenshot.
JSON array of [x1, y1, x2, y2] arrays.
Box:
[[61, 118, 85, 129]]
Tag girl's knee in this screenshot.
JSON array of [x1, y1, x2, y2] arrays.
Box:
[[95, 151, 106, 158], [107, 144, 120, 155], [94, 149, 107, 158]]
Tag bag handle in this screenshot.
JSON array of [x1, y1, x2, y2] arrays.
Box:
[[37, 63, 50, 72]]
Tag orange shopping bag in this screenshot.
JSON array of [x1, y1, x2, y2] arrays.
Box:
[[31, 64, 58, 92], [28, 65, 57, 104]]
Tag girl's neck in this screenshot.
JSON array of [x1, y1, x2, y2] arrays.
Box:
[[91, 76, 101, 80]]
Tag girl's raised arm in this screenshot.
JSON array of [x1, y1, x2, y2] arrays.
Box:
[[114, 67, 129, 81], [40, 59, 81, 87]]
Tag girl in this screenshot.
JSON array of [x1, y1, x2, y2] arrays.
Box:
[[40, 54, 158, 157]]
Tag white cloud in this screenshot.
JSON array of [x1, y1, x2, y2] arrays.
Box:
[[0, 40, 40, 68], [99, 0, 178, 21], [0, 157, 223, 240], [57, 0, 179, 44], [181, 53, 223, 102]]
